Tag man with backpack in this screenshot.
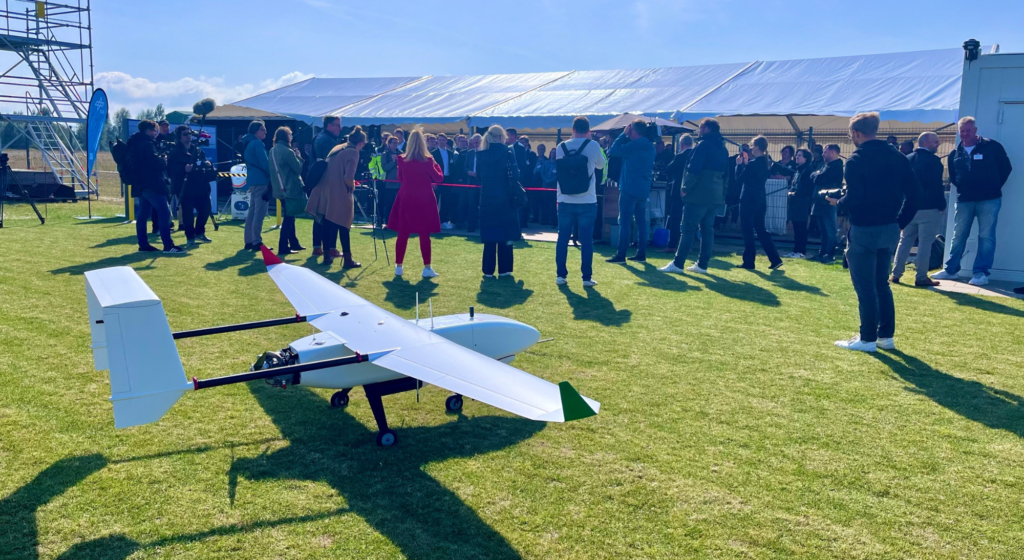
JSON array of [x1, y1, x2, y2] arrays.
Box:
[[554, 116, 605, 287], [127, 120, 187, 254]]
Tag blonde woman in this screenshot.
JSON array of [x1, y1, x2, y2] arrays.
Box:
[[476, 125, 522, 277], [387, 129, 443, 277]]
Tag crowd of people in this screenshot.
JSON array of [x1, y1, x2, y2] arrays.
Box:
[[124, 108, 1014, 353]]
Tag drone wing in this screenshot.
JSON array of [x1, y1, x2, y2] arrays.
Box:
[[260, 247, 599, 422]]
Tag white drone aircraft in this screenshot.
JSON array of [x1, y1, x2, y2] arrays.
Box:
[[84, 246, 599, 446]]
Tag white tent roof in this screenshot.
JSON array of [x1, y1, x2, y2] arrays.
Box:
[[676, 47, 967, 124], [333, 72, 571, 125], [239, 47, 971, 128], [235, 76, 423, 123], [471, 63, 753, 129]]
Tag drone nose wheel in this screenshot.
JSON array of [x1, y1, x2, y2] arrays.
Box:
[[376, 429, 397, 447], [445, 394, 463, 412], [330, 390, 350, 408]]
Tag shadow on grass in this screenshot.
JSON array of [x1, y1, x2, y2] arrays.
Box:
[[203, 249, 264, 277], [383, 276, 439, 310], [558, 284, 631, 326], [90, 234, 140, 249], [477, 277, 534, 309], [751, 269, 828, 297], [931, 290, 1024, 319], [688, 272, 781, 307], [228, 383, 541, 560], [49, 252, 159, 276], [0, 454, 108, 560], [875, 351, 1024, 438], [622, 262, 697, 292]]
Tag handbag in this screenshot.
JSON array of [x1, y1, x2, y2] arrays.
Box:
[[506, 147, 528, 209]]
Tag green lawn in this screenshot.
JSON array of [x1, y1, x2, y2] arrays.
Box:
[[2, 200, 1024, 559]]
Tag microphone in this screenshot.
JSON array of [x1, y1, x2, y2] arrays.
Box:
[[193, 98, 216, 117]]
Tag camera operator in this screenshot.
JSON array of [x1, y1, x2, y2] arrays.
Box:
[[129, 120, 186, 254], [168, 125, 216, 248]]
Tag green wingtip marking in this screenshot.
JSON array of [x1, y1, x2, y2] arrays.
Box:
[[559, 381, 597, 422]]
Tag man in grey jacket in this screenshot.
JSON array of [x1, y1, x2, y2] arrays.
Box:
[[242, 120, 270, 251]]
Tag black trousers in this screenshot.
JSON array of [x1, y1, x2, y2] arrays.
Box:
[[458, 187, 479, 230], [278, 215, 301, 252], [323, 220, 352, 255], [666, 183, 684, 249], [482, 241, 514, 275], [312, 220, 324, 249], [792, 219, 808, 255], [179, 195, 210, 240], [740, 197, 781, 267]]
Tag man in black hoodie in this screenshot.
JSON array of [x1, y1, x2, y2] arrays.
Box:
[[128, 120, 186, 254], [828, 112, 918, 353], [931, 116, 1013, 286], [891, 132, 946, 286]]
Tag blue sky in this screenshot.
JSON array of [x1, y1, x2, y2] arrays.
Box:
[[94, 0, 1021, 116]]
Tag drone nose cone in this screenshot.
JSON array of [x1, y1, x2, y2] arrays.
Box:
[[260, 245, 283, 266]]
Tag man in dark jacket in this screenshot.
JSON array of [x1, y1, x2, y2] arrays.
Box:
[[659, 118, 729, 274], [657, 134, 693, 252], [829, 112, 918, 353], [129, 120, 186, 254], [606, 119, 656, 263], [932, 116, 1013, 286], [891, 132, 946, 286], [810, 145, 844, 262], [168, 125, 216, 248], [431, 133, 458, 228]]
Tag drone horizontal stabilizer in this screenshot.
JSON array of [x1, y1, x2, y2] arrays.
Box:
[[558, 381, 599, 421]]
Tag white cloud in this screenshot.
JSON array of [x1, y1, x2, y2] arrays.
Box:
[[95, 71, 314, 105]]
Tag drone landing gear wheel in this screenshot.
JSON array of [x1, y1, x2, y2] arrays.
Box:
[[445, 394, 463, 412], [376, 429, 397, 447], [330, 390, 350, 408]]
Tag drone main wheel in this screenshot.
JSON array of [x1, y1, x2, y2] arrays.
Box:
[[330, 391, 349, 408], [376, 429, 397, 447], [445, 394, 464, 412]]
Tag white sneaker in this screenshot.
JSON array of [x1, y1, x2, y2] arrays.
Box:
[[483, 274, 496, 279], [968, 273, 989, 286], [582, 279, 598, 287], [441, 221, 455, 230], [555, 277, 567, 285], [685, 264, 708, 274], [394, 265, 403, 276], [658, 262, 685, 274], [931, 270, 958, 281], [877, 337, 896, 351], [834, 335, 877, 353], [499, 272, 513, 277], [422, 266, 438, 278]]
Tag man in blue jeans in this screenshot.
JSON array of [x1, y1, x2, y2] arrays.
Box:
[[127, 119, 186, 255], [555, 116, 605, 286], [658, 118, 729, 275], [932, 116, 1012, 286], [606, 119, 656, 263]]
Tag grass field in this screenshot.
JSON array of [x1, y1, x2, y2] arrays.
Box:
[[2, 200, 1024, 559]]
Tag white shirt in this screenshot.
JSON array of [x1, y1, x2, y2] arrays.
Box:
[[964, 145, 975, 155], [438, 149, 450, 175], [555, 137, 605, 204]]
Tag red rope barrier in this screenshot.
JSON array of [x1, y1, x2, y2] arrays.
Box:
[[357, 179, 557, 192]]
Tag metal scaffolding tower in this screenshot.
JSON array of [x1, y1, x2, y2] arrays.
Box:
[[0, 0, 94, 198]]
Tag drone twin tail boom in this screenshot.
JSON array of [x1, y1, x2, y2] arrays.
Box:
[[83, 248, 599, 446]]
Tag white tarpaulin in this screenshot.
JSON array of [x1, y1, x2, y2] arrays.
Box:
[[235, 47, 972, 128], [676, 48, 968, 124], [235, 76, 424, 123], [470, 63, 753, 129], [333, 72, 571, 125]]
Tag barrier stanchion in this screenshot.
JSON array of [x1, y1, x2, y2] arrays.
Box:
[[125, 184, 135, 223], [276, 199, 283, 228]]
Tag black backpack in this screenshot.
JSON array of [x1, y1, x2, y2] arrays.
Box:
[[302, 133, 329, 195], [110, 138, 134, 185], [556, 139, 592, 195]]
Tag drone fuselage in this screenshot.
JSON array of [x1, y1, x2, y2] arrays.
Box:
[[287, 313, 540, 390]]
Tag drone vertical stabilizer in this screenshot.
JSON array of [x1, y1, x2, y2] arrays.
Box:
[[85, 267, 192, 428]]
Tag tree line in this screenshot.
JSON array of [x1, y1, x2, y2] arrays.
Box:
[[0, 103, 169, 153]]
